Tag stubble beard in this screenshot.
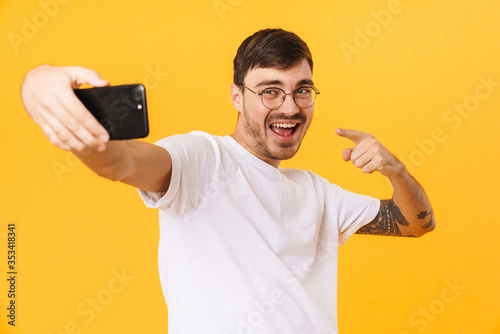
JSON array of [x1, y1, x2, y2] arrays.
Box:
[[241, 105, 310, 161]]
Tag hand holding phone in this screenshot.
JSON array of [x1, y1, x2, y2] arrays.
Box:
[[74, 84, 149, 140], [21, 65, 112, 151]]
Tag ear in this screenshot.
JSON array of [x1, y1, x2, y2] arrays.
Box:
[[230, 83, 243, 113]]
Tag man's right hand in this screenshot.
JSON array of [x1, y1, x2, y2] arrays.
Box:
[[20, 64, 111, 152], [21, 64, 173, 193]]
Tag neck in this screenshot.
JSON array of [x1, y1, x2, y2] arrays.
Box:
[[229, 131, 281, 168]]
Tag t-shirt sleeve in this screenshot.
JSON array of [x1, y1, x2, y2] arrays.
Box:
[[137, 131, 219, 217], [324, 182, 380, 246]]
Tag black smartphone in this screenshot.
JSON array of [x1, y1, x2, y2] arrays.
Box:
[[74, 84, 149, 140]]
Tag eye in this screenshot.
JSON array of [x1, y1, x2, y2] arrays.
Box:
[[295, 87, 312, 96], [262, 88, 281, 97]]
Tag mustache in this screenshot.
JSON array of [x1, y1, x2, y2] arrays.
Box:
[[266, 113, 306, 124]]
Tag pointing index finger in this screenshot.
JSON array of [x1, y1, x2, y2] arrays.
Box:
[[335, 128, 368, 144]]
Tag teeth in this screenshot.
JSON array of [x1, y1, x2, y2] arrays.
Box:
[[271, 123, 297, 128]]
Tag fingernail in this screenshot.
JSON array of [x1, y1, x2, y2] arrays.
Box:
[[97, 145, 106, 151], [99, 134, 109, 142]]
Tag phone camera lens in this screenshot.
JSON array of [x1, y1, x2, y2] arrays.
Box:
[[132, 86, 143, 102]]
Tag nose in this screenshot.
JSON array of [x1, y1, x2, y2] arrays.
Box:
[[279, 93, 300, 115]]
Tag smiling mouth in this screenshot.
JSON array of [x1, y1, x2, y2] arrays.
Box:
[[269, 122, 300, 139]]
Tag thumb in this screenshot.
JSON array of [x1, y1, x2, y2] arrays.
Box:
[[342, 147, 353, 162], [67, 66, 110, 88]]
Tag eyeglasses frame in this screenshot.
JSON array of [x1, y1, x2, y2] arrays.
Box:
[[238, 84, 320, 110]]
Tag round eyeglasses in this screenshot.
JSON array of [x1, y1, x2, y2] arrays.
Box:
[[239, 84, 320, 110]]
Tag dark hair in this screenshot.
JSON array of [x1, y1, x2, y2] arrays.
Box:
[[233, 28, 313, 85]]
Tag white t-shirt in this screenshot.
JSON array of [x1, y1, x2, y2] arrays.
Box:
[[138, 131, 380, 334]]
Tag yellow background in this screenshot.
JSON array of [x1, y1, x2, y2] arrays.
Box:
[[1, 0, 499, 333]]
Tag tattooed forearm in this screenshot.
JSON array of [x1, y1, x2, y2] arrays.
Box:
[[356, 199, 405, 236], [417, 210, 433, 220], [421, 218, 434, 229], [391, 201, 410, 227], [417, 210, 434, 229]]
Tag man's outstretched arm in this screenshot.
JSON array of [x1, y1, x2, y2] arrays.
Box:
[[336, 128, 435, 237], [21, 64, 172, 193]]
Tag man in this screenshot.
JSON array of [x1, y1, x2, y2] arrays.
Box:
[[21, 29, 435, 333]]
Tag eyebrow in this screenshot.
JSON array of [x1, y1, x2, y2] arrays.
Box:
[[254, 78, 315, 88], [297, 79, 315, 86], [254, 79, 283, 88]]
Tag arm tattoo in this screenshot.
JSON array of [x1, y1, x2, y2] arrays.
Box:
[[421, 218, 434, 229], [417, 210, 433, 220], [355, 199, 409, 236], [417, 210, 434, 229]]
